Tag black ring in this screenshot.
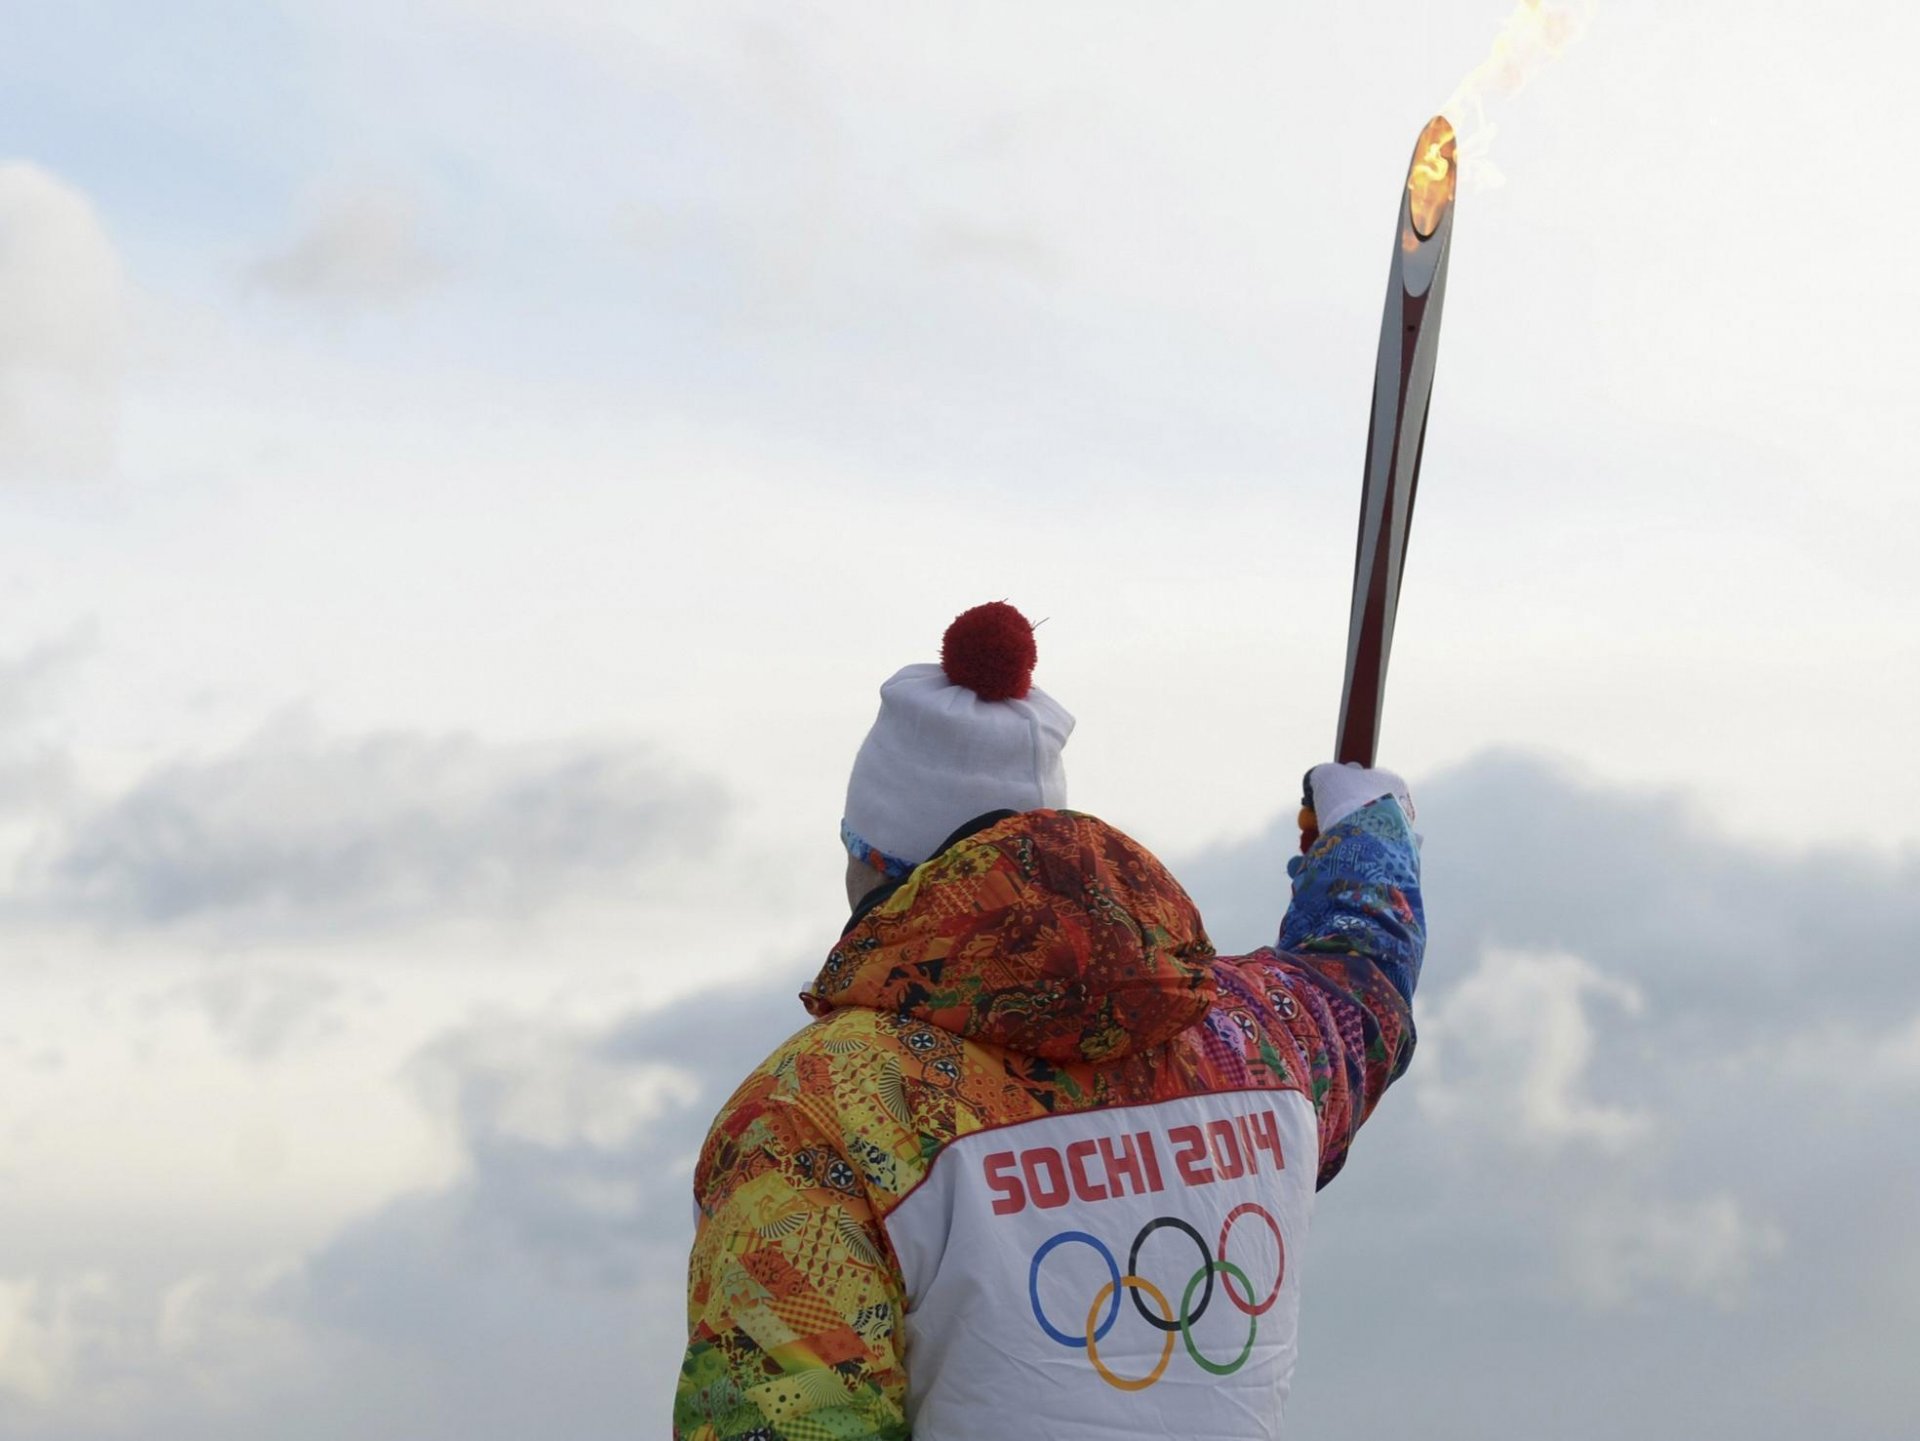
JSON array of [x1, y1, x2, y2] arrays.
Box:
[[1128, 1217, 1213, 1333]]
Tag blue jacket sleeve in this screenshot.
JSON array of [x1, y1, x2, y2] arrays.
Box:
[[1275, 795, 1425, 1185]]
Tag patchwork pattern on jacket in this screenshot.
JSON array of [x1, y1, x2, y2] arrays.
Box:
[[676, 802, 1422, 1441]]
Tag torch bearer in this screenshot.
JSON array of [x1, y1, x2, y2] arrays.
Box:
[[1305, 117, 1457, 840]]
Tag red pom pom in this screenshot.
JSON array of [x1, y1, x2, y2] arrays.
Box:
[[941, 602, 1037, 700]]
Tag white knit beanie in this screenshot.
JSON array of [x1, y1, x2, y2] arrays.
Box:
[[841, 603, 1074, 879]]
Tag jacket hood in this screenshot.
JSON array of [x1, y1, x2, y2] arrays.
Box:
[[803, 810, 1216, 1064]]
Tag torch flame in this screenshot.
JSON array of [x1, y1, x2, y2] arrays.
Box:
[[1406, 116, 1457, 241], [1441, 0, 1596, 189]]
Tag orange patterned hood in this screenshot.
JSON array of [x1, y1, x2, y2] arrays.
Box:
[[802, 810, 1218, 1064]]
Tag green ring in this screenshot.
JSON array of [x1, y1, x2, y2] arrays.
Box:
[[1179, 1260, 1258, 1375]]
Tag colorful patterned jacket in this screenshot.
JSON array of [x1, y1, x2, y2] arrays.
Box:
[[675, 798, 1422, 1440]]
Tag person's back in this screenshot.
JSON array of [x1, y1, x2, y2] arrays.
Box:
[[675, 605, 1423, 1440]]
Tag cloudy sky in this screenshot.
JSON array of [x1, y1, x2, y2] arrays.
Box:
[[2, 2, 1917, 1436]]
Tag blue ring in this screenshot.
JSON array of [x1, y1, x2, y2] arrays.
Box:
[[1029, 1231, 1122, 1348]]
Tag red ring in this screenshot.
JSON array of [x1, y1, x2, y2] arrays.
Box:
[[1216, 1203, 1285, 1316]]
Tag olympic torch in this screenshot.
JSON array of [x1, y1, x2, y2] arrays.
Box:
[[1303, 116, 1457, 844], [1335, 116, 1457, 767]]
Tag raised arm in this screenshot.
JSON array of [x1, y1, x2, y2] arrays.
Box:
[[1272, 763, 1425, 1187]]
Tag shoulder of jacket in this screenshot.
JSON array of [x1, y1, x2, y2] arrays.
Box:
[[694, 1007, 938, 1210]]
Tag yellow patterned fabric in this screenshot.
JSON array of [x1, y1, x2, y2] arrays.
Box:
[[674, 807, 1422, 1439]]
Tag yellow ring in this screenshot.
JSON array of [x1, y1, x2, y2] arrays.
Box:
[[1084, 1276, 1176, 1392]]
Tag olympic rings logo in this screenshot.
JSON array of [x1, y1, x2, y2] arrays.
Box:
[[1027, 1204, 1285, 1390]]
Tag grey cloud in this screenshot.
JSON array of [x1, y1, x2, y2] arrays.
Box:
[[1176, 751, 1920, 1438], [0, 631, 89, 816], [28, 721, 726, 934], [1184, 749, 1920, 1040], [0, 978, 808, 1441], [249, 186, 444, 309], [0, 1266, 315, 1440], [248, 986, 806, 1441], [148, 966, 350, 1062], [919, 218, 1060, 284], [0, 632, 90, 728], [10, 753, 1918, 1439], [252, 756, 1920, 1437]]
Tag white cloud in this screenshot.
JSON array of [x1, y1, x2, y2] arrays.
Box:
[[0, 1273, 85, 1405], [0, 163, 123, 481], [1870, 1013, 1920, 1081], [1417, 946, 1649, 1153], [1769, 1010, 1920, 1092], [407, 1016, 701, 1152], [1402, 944, 1787, 1311], [0, 1266, 311, 1427], [250, 185, 443, 309], [1563, 1192, 1785, 1311]]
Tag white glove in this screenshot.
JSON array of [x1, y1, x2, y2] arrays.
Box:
[[1306, 762, 1415, 831]]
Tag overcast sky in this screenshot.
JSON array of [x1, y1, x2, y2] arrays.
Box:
[[2, 2, 1917, 1437]]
